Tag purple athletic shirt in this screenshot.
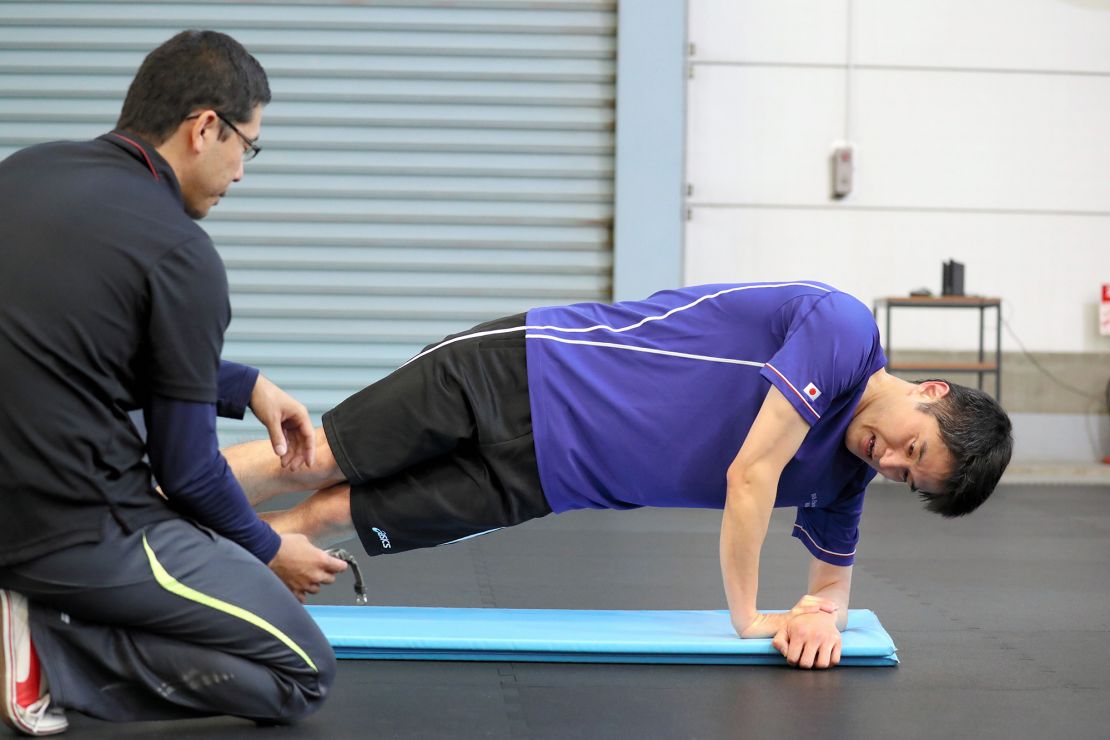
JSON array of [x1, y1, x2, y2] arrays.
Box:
[[525, 281, 886, 566]]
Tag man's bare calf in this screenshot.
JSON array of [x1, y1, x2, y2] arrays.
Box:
[[224, 427, 345, 505], [260, 483, 358, 549]]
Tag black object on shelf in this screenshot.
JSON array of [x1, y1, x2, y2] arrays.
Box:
[[942, 260, 965, 296]]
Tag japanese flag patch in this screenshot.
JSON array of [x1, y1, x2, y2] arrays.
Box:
[[803, 382, 821, 401]]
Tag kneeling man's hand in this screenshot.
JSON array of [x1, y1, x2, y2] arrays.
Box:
[[269, 533, 348, 603], [250, 374, 315, 470]]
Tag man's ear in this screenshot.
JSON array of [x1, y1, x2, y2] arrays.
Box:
[[184, 110, 219, 154], [917, 380, 950, 400]]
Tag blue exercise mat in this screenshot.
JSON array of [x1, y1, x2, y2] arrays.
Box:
[[307, 606, 898, 666]]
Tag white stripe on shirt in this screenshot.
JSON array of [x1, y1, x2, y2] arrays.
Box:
[[529, 282, 832, 335], [524, 334, 766, 367], [793, 524, 856, 558], [399, 283, 831, 371]]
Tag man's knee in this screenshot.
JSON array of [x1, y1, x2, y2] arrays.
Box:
[[279, 634, 338, 723], [313, 645, 338, 702], [300, 427, 345, 490]]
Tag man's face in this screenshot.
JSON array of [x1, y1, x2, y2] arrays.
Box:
[[846, 390, 954, 496], [182, 105, 261, 219]]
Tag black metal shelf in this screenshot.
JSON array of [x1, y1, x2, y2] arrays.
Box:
[[873, 296, 1002, 402]]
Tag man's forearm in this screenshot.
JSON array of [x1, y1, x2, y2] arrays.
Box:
[[719, 469, 777, 636], [717, 385, 812, 638], [217, 360, 259, 419], [146, 396, 281, 563]]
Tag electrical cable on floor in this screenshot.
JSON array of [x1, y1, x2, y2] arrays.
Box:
[[999, 314, 1109, 462]]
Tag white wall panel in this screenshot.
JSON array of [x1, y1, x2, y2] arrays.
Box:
[[686, 66, 1110, 212], [850, 70, 1110, 212], [688, 0, 847, 64], [686, 65, 845, 204], [689, 0, 1110, 73], [685, 206, 1110, 353], [857, 0, 1110, 73]]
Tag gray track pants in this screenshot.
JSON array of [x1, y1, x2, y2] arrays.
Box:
[[0, 517, 335, 723]]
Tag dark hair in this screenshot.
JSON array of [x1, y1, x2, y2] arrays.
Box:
[[116, 30, 270, 144], [916, 380, 1013, 517]]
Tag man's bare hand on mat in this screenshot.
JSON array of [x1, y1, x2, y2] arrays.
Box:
[[772, 609, 842, 669], [740, 594, 837, 639]]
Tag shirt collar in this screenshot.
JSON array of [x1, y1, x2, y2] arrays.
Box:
[[99, 130, 183, 203]]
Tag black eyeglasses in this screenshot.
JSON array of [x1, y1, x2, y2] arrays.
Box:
[[185, 111, 261, 162]]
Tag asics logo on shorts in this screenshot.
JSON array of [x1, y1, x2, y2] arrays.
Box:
[[372, 527, 392, 549]]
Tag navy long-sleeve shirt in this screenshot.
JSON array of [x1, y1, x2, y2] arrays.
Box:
[[144, 361, 281, 563]]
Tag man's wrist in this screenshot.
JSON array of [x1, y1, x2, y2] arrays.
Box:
[[737, 611, 785, 638], [792, 594, 839, 615], [248, 372, 267, 408]]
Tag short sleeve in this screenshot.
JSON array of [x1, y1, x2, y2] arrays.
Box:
[[760, 292, 883, 425], [147, 237, 229, 403], [792, 485, 866, 566]]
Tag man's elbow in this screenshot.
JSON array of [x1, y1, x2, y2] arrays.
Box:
[[724, 462, 776, 503], [725, 462, 752, 492]]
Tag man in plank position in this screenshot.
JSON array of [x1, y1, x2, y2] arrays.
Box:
[[226, 281, 1012, 670]]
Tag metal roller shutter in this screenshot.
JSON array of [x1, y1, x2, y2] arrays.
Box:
[[0, 0, 616, 443]]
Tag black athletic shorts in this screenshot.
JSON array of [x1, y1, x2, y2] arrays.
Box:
[[322, 314, 552, 556]]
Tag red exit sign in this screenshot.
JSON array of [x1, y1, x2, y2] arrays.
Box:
[[1102, 285, 1110, 336]]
